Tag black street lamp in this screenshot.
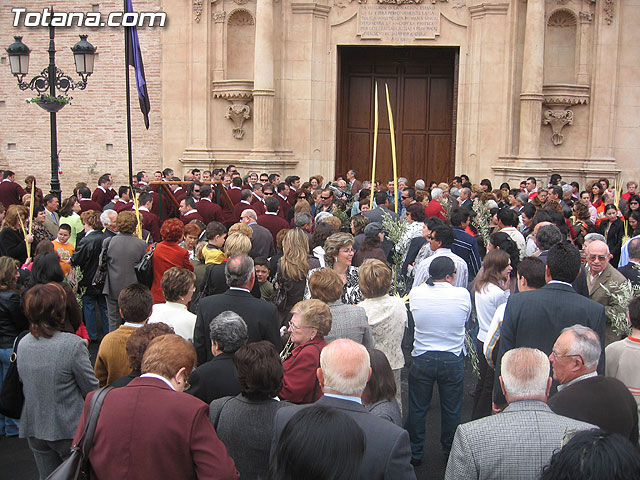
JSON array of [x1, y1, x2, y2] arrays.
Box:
[[6, 25, 96, 199]]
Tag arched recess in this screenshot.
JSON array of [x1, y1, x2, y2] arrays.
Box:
[[226, 9, 255, 80], [544, 9, 578, 85]]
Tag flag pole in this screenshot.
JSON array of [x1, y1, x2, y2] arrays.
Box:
[[124, 0, 134, 192]]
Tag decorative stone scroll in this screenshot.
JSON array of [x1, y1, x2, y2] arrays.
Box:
[[194, 0, 203, 22], [226, 104, 252, 139], [358, 2, 441, 42], [544, 109, 573, 146]]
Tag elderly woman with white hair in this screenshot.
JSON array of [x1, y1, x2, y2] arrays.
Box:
[[425, 188, 447, 221], [186, 310, 248, 404]]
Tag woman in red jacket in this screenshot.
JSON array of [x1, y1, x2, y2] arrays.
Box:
[[279, 299, 331, 404], [149, 219, 194, 304]]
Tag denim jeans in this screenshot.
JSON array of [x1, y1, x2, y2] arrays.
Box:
[[0, 347, 19, 435], [404, 350, 464, 460], [82, 293, 109, 340]]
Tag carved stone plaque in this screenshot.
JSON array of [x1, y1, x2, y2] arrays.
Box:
[[358, 3, 440, 42]]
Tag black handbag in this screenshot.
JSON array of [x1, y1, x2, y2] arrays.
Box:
[[46, 386, 113, 480], [134, 242, 157, 288], [272, 274, 288, 313], [0, 331, 28, 419], [91, 237, 111, 289]]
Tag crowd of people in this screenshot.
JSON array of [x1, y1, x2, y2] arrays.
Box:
[[0, 166, 640, 479]]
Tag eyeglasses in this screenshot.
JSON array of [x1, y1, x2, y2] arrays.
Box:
[[631, 202, 639, 205], [263, 192, 274, 195], [339, 248, 355, 254], [587, 254, 607, 261], [288, 321, 309, 332], [321, 196, 331, 200], [551, 350, 583, 363], [401, 196, 410, 200]]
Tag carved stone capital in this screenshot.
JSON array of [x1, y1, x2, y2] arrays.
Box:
[[194, 0, 203, 22], [544, 109, 574, 146], [213, 11, 226, 22], [226, 104, 252, 139]]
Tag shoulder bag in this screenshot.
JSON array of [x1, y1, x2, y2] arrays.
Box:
[[91, 237, 111, 289], [134, 242, 157, 288], [46, 386, 113, 480], [0, 331, 29, 419]]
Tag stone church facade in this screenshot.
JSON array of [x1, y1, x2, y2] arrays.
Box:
[[1, 0, 638, 193]]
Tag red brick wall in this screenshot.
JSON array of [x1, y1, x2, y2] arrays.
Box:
[[0, 0, 163, 197]]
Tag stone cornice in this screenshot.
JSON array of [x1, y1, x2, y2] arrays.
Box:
[[542, 84, 590, 106], [291, 2, 332, 18], [212, 80, 254, 101], [468, 2, 509, 18]]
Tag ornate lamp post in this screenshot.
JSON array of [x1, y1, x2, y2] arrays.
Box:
[[6, 25, 96, 199]]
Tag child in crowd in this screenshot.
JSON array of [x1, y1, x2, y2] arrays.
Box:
[[202, 221, 227, 265], [52, 223, 74, 275], [254, 256, 274, 301]]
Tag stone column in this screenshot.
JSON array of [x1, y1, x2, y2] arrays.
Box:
[[252, 0, 275, 152], [517, 0, 545, 158]]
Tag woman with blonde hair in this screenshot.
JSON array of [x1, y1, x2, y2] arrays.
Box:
[[358, 259, 407, 408], [279, 299, 331, 404], [305, 232, 364, 305], [471, 249, 512, 420], [202, 232, 259, 298], [274, 228, 320, 324], [0, 205, 32, 265]]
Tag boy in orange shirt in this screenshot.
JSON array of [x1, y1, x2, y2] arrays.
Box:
[[52, 223, 75, 275]]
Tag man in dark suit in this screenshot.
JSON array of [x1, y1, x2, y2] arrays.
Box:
[[618, 238, 640, 287], [194, 255, 281, 365], [493, 242, 607, 408], [196, 184, 224, 225], [257, 197, 290, 244], [271, 339, 416, 480], [241, 209, 275, 258], [275, 182, 290, 219], [187, 311, 245, 404], [363, 191, 399, 224], [548, 325, 638, 443], [457, 187, 473, 210], [0, 170, 26, 207]]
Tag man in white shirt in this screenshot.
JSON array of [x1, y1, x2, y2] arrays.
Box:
[[413, 225, 468, 288], [497, 208, 526, 260], [406, 256, 471, 466]]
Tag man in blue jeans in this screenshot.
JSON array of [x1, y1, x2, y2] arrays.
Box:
[[405, 256, 471, 466]]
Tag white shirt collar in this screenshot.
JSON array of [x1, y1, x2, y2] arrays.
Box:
[[200, 197, 211, 202], [323, 392, 362, 405], [241, 200, 251, 205], [557, 371, 597, 391], [185, 209, 198, 216], [97, 186, 106, 193], [548, 280, 573, 287], [139, 206, 149, 212], [277, 193, 287, 200], [229, 287, 250, 293], [140, 373, 175, 390], [265, 211, 277, 215], [123, 322, 145, 328], [1, 179, 10, 183]]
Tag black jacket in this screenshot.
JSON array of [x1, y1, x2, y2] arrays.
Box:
[[0, 290, 28, 349], [70, 229, 106, 296], [186, 352, 242, 404], [599, 219, 625, 267]]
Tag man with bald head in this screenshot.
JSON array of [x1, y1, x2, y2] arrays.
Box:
[[548, 326, 638, 443], [446, 348, 595, 480], [271, 339, 416, 480], [584, 239, 630, 328]]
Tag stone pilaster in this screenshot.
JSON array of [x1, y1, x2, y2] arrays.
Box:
[[517, 0, 545, 159], [252, 0, 275, 151]]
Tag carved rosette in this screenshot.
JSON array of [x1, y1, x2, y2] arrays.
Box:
[[544, 109, 574, 146], [226, 104, 252, 139], [194, 0, 203, 22]]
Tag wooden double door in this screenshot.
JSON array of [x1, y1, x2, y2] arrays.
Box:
[[337, 46, 457, 185]]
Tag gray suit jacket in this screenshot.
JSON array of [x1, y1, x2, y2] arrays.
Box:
[[249, 222, 275, 258], [586, 263, 630, 324], [271, 395, 416, 480], [326, 301, 375, 348], [445, 400, 596, 480], [102, 233, 148, 298], [43, 210, 59, 238], [17, 332, 98, 440]]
